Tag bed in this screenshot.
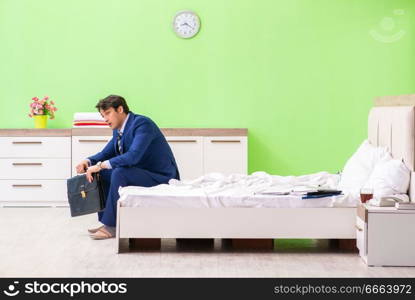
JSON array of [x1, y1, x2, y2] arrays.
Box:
[[115, 102, 415, 253]]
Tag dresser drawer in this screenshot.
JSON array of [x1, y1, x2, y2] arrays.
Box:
[[0, 158, 71, 179], [0, 180, 68, 202], [0, 137, 70, 158], [167, 136, 203, 180], [203, 136, 247, 175], [72, 136, 112, 176]]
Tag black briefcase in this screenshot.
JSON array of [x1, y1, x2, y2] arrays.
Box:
[[66, 173, 106, 217]]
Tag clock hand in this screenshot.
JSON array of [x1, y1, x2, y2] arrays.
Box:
[[181, 22, 194, 29]]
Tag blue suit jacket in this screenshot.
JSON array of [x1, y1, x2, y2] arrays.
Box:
[[87, 112, 180, 182]]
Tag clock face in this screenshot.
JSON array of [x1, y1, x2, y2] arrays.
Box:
[[173, 11, 200, 39]]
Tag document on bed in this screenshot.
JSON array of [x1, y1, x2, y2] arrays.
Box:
[[254, 187, 291, 195], [255, 187, 319, 196]]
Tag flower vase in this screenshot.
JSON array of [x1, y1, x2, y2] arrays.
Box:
[[33, 115, 48, 128]]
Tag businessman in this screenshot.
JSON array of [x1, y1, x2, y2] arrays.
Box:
[[75, 95, 180, 240]]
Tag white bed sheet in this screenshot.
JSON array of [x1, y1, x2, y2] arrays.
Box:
[[118, 171, 361, 208]]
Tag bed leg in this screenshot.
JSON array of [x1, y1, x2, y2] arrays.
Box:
[[330, 239, 357, 251], [129, 238, 161, 250], [338, 239, 357, 251], [228, 239, 274, 250], [175, 238, 214, 249]]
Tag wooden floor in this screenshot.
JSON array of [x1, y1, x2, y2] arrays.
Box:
[[0, 207, 414, 277]]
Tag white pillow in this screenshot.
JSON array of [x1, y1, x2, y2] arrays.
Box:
[[364, 158, 410, 197], [338, 140, 391, 192]]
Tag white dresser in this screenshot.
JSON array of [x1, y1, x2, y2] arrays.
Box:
[[0, 128, 247, 207], [72, 128, 248, 180], [0, 129, 71, 207]]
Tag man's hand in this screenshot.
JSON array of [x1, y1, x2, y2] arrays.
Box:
[[86, 165, 101, 183], [76, 160, 90, 174]]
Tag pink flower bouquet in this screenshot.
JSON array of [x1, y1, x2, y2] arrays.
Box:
[[28, 96, 58, 119]]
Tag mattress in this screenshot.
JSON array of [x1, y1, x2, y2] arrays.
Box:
[[118, 171, 361, 208]]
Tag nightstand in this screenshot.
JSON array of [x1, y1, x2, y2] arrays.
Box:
[[356, 203, 415, 266]]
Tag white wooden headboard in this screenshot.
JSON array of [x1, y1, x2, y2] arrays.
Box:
[[368, 105, 415, 201]]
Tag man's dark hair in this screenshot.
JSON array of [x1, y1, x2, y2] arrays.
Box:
[[95, 95, 130, 114]]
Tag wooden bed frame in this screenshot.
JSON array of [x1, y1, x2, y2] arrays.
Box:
[[115, 100, 415, 253]]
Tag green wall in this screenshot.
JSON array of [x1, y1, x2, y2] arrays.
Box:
[[1, 0, 414, 175]]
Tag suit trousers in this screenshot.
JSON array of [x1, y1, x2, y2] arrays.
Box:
[[98, 167, 171, 227]]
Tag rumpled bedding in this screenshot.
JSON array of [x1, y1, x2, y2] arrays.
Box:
[[118, 171, 361, 208]]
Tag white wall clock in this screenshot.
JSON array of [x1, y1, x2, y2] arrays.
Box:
[[173, 10, 201, 39]]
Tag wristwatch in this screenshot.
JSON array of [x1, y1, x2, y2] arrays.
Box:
[[96, 161, 102, 170]]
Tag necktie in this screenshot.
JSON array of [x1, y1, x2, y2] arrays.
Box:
[[117, 131, 123, 154]]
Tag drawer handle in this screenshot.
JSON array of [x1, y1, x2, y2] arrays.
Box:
[[78, 139, 109, 143], [167, 140, 197, 143], [12, 141, 42, 144], [12, 184, 42, 188], [12, 163, 43, 166], [355, 225, 363, 232], [211, 140, 241, 143]]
